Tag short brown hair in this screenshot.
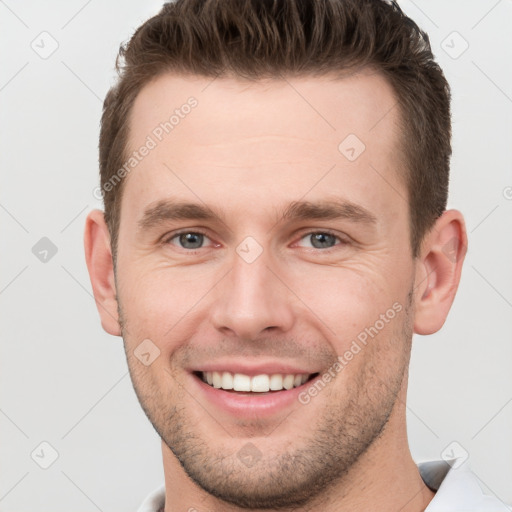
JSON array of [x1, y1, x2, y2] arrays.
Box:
[[99, 0, 451, 260]]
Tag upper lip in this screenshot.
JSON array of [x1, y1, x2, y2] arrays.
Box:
[[189, 360, 321, 377]]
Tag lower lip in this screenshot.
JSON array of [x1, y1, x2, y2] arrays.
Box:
[[190, 372, 320, 418]]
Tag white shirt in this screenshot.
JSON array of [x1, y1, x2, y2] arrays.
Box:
[[137, 459, 510, 512]]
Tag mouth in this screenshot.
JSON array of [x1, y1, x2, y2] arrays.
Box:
[[189, 367, 325, 417], [192, 370, 320, 394]]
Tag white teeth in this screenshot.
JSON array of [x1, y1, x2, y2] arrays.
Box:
[[221, 371, 233, 390], [251, 374, 270, 392], [233, 373, 251, 391], [283, 374, 294, 390], [269, 374, 283, 390], [200, 371, 313, 392], [212, 371, 222, 388]]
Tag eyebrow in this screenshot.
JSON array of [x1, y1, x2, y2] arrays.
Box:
[[137, 200, 222, 231], [281, 199, 377, 225], [137, 198, 377, 232]]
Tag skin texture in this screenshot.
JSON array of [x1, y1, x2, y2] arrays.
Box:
[[85, 70, 467, 511]]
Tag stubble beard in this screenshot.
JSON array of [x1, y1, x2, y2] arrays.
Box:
[[118, 291, 414, 510]]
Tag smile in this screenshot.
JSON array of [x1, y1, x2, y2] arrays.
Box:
[[196, 371, 319, 393]]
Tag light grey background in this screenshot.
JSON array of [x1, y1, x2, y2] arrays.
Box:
[[1, 1, 511, 510]]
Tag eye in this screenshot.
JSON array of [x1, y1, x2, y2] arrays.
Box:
[[166, 231, 213, 250], [296, 231, 344, 249]]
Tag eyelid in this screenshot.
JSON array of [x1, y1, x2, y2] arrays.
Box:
[[292, 229, 350, 248], [163, 228, 218, 248], [161, 228, 350, 252]]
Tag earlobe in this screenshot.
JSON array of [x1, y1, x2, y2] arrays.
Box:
[[413, 209, 468, 335], [84, 209, 122, 336]]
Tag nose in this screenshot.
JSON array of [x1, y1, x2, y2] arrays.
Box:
[[210, 249, 295, 340]]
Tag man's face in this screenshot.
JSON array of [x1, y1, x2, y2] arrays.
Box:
[[115, 71, 417, 508]]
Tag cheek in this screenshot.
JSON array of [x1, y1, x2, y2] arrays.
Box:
[[117, 248, 412, 359], [286, 263, 407, 336], [116, 261, 218, 345]]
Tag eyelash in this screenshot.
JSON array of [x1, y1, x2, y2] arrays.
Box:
[[294, 230, 349, 251], [163, 229, 213, 251], [163, 229, 348, 253]]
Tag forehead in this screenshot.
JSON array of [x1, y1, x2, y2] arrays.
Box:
[[121, 70, 406, 224], [128, 70, 400, 147]]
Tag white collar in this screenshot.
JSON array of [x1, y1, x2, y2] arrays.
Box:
[[419, 459, 509, 511]]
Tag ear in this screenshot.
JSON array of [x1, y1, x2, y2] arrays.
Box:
[[413, 209, 468, 335], [84, 209, 121, 336]]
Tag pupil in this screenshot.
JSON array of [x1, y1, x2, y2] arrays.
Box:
[[180, 233, 203, 249], [311, 233, 335, 248]]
